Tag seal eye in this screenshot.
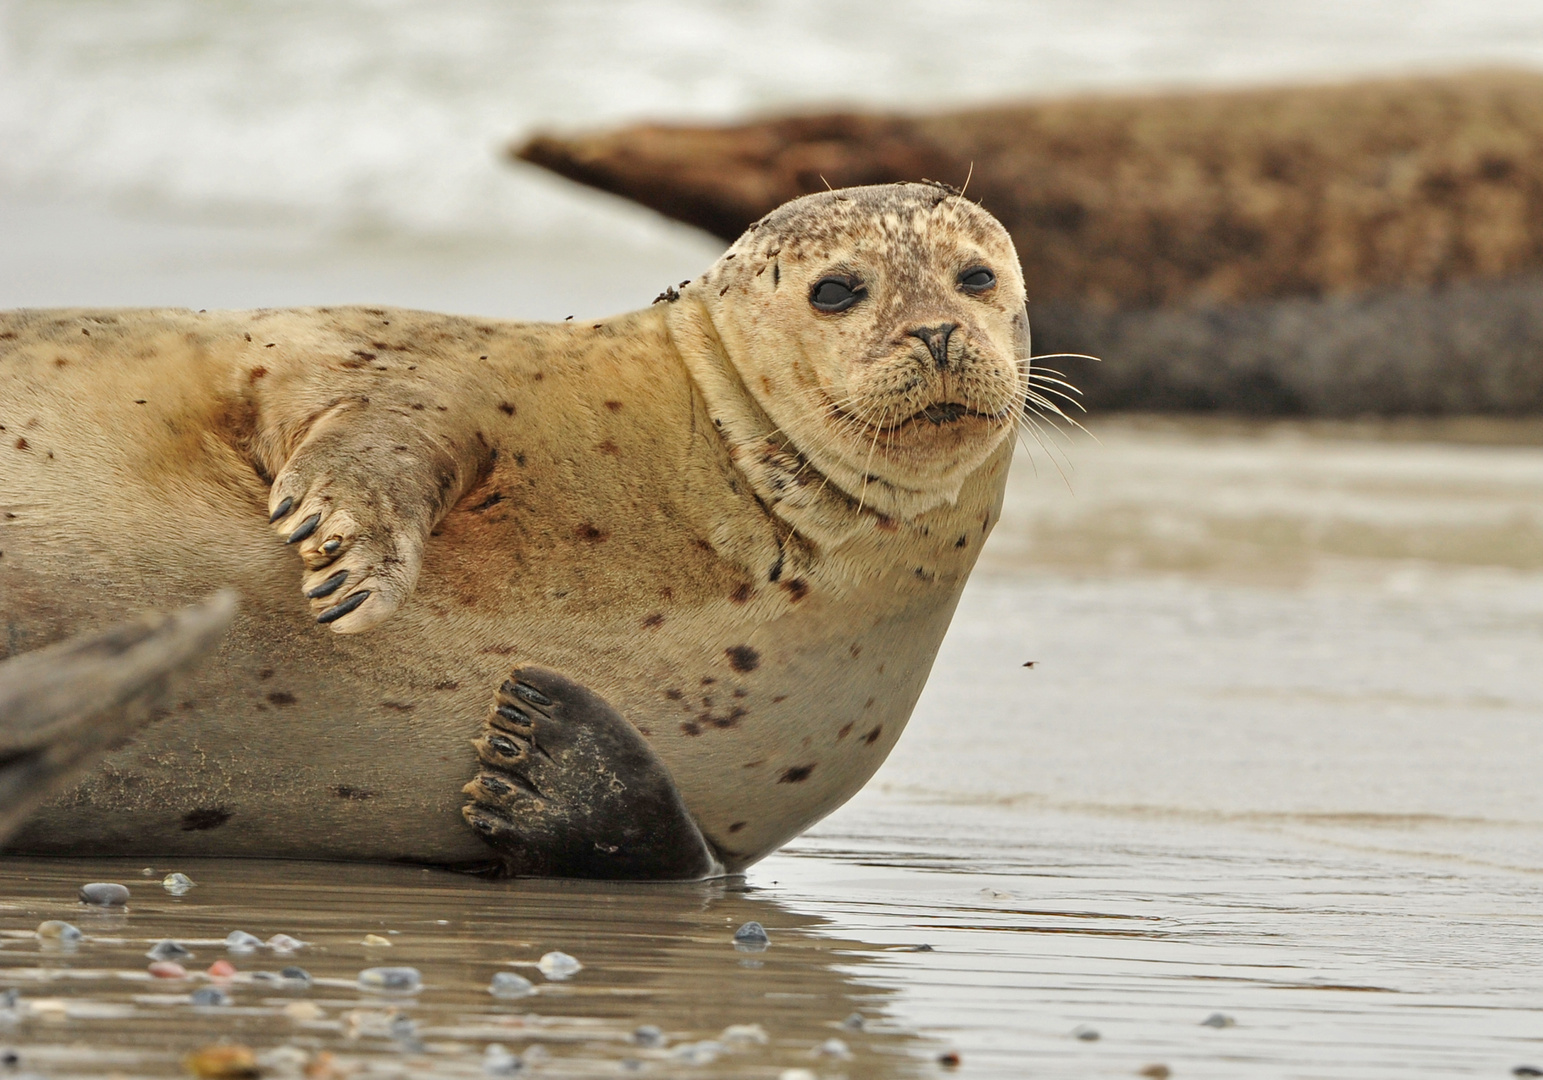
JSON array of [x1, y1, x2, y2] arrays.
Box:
[[810, 276, 865, 313], [958, 267, 996, 294]]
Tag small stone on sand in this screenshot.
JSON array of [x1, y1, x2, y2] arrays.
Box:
[[483, 1043, 522, 1076], [283, 1000, 323, 1021], [148, 961, 187, 979], [537, 951, 581, 979], [183, 1043, 258, 1078], [189, 987, 230, 1006], [732, 921, 769, 950], [147, 939, 192, 961], [36, 920, 81, 942], [162, 872, 195, 894], [1200, 1012, 1235, 1028], [939, 1051, 962, 1068], [224, 931, 262, 953], [279, 965, 311, 983], [78, 882, 129, 906], [1139, 1066, 1172, 1079], [363, 933, 392, 947], [633, 1024, 666, 1048], [207, 959, 236, 978], [489, 971, 536, 998], [721, 1023, 769, 1045], [266, 933, 303, 952], [1074, 1025, 1100, 1041], [842, 1012, 866, 1031], [358, 966, 421, 993], [814, 1037, 852, 1059]]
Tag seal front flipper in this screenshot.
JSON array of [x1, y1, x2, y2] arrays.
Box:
[[264, 401, 484, 634], [462, 667, 721, 880]]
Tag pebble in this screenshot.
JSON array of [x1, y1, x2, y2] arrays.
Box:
[[224, 930, 263, 953], [207, 960, 236, 978], [732, 921, 770, 950], [489, 971, 536, 998], [36, 920, 82, 942], [537, 951, 581, 979], [814, 1037, 852, 1059], [78, 882, 129, 906], [363, 933, 393, 947], [1201, 1012, 1235, 1028], [841, 1012, 866, 1031], [483, 1043, 523, 1076], [632, 1024, 666, 1048], [721, 1023, 769, 1045], [358, 966, 422, 993], [283, 1000, 323, 1021], [183, 1043, 258, 1078], [1139, 1066, 1172, 1079], [939, 1051, 962, 1068], [670, 1040, 722, 1065], [1073, 1025, 1100, 1041], [162, 872, 196, 894], [279, 965, 312, 984], [146, 939, 192, 961], [148, 961, 188, 979], [266, 933, 303, 952], [189, 987, 230, 1007], [1515, 1069, 1543, 1078], [779, 1071, 818, 1080]]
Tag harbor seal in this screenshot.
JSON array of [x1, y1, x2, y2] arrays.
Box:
[[0, 182, 1029, 876]]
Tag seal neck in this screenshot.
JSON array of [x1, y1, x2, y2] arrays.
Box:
[[666, 295, 881, 553]]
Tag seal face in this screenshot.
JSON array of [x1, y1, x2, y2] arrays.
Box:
[[696, 184, 1029, 521], [0, 183, 1031, 876]]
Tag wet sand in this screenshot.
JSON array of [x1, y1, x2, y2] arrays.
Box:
[[5, 420, 1543, 1077]]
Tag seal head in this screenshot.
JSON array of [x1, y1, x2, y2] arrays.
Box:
[[691, 183, 1029, 520]]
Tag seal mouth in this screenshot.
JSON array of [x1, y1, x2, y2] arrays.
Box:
[[832, 399, 1003, 434]]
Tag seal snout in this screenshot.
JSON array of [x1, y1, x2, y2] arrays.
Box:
[[907, 322, 958, 368]]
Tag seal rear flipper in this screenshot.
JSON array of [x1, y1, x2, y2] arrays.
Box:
[[461, 667, 721, 880]]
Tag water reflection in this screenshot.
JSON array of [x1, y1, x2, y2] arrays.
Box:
[[0, 857, 937, 1078]]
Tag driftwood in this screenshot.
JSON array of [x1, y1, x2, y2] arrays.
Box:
[[0, 592, 236, 843], [515, 71, 1543, 415]]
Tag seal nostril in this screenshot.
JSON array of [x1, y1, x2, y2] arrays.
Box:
[[908, 323, 957, 368]]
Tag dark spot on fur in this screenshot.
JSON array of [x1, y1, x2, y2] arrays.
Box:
[[728, 821, 746, 833], [726, 645, 760, 672], [53, 357, 67, 367], [732, 688, 748, 698], [772, 695, 787, 703], [782, 578, 809, 602], [181, 807, 231, 831], [604, 400, 623, 411], [334, 785, 376, 800], [434, 680, 459, 691], [256, 668, 274, 680], [353, 350, 376, 361], [956, 535, 969, 548], [248, 366, 267, 383], [265, 343, 276, 348], [849, 643, 862, 658], [838, 722, 854, 739], [577, 523, 608, 541], [680, 721, 703, 736], [381, 701, 414, 712], [701, 676, 716, 685], [864, 725, 883, 745], [665, 688, 683, 700], [598, 439, 619, 455], [498, 402, 515, 416], [642, 613, 664, 628], [470, 492, 503, 513], [266, 691, 297, 706], [482, 644, 516, 655], [778, 764, 815, 784], [865, 696, 876, 708], [730, 583, 753, 604], [14, 438, 27, 450]]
